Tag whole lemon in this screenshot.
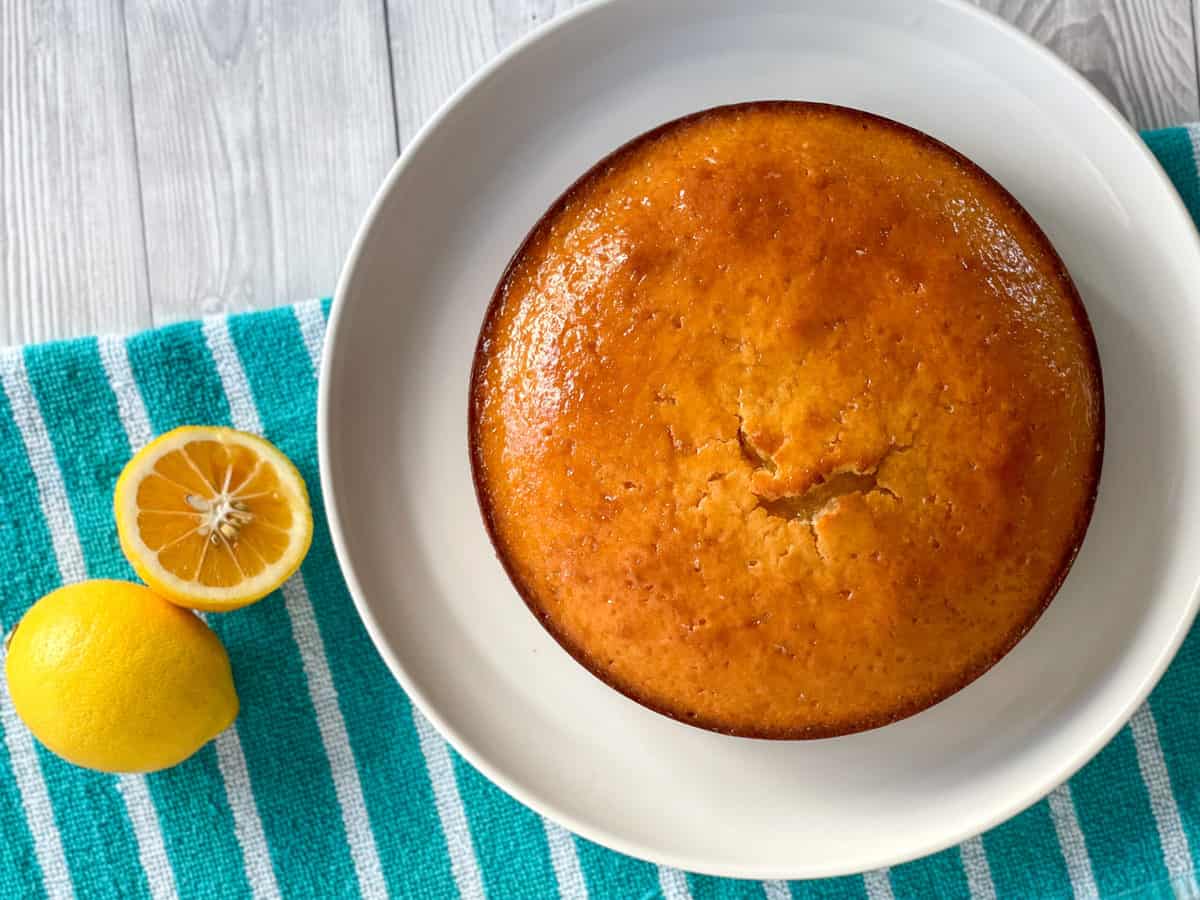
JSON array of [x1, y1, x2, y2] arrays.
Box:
[[4, 580, 238, 773]]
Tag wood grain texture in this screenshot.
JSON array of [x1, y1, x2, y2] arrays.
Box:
[[978, 0, 1199, 129], [4, 1, 1200, 344], [387, 0, 588, 147], [0, 0, 150, 344], [123, 0, 397, 323]]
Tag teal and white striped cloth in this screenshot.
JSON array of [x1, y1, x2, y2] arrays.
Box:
[[3, 126, 1200, 900]]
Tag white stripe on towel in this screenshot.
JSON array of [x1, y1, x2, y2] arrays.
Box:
[[959, 836, 997, 900], [0, 352, 86, 584], [209, 722, 282, 900], [202, 315, 387, 899], [543, 819, 587, 899], [761, 880, 791, 900], [658, 866, 692, 900], [862, 868, 894, 900], [0, 677, 73, 900], [1130, 703, 1194, 885], [280, 577, 387, 898], [97, 337, 154, 451], [114, 775, 178, 900], [294, 299, 328, 377], [98, 335, 279, 900], [1047, 784, 1099, 899], [413, 710, 486, 899], [1185, 125, 1200, 179]]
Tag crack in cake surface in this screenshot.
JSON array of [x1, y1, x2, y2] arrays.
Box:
[[735, 418, 777, 473], [754, 470, 895, 522]]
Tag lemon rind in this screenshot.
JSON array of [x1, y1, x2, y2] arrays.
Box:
[[115, 426, 313, 608]]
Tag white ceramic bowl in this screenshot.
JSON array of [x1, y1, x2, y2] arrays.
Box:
[[319, 0, 1200, 878]]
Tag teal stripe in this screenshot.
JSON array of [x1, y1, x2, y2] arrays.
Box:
[[21, 341, 154, 900], [29, 755, 151, 900], [687, 872, 770, 898], [981, 799, 1072, 899], [144, 744, 252, 900], [1068, 724, 1171, 895], [129, 319, 360, 894], [24, 341, 139, 580], [1146, 626, 1200, 876], [226, 306, 458, 898], [788, 875, 867, 899], [0, 381, 53, 900], [574, 837, 660, 898], [1143, 127, 1200, 227], [452, 753, 558, 896], [1142, 879, 1185, 900], [887, 846, 969, 899]]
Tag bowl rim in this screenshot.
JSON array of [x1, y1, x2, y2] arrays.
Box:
[[319, 0, 1200, 877]]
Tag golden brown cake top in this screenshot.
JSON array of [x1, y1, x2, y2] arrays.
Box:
[[471, 102, 1103, 738]]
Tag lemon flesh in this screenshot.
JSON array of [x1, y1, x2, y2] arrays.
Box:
[[114, 426, 313, 611], [5, 580, 238, 773]]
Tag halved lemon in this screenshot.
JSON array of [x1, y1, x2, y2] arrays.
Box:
[[114, 426, 313, 611]]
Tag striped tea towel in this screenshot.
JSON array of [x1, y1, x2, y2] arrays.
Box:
[[2, 127, 1200, 900]]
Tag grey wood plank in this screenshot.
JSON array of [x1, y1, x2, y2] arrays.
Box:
[[391, 0, 1196, 153], [978, 0, 1199, 130], [123, 0, 397, 323], [387, 0, 588, 148], [0, 0, 150, 345], [10, 0, 1192, 343], [487, 0, 587, 52]]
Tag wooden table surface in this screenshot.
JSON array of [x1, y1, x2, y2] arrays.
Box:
[[2, 0, 1197, 346]]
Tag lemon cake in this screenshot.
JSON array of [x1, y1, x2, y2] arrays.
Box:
[[470, 102, 1103, 738]]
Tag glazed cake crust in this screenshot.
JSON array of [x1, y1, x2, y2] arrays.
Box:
[[470, 102, 1103, 738]]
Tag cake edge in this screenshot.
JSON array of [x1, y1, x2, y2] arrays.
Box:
[[466, 100, 1106, 741]]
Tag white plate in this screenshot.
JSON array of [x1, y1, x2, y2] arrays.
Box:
[[319, 0, 1200, 878]]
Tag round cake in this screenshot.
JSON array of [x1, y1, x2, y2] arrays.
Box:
[[470, 102, 1103, 739]]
